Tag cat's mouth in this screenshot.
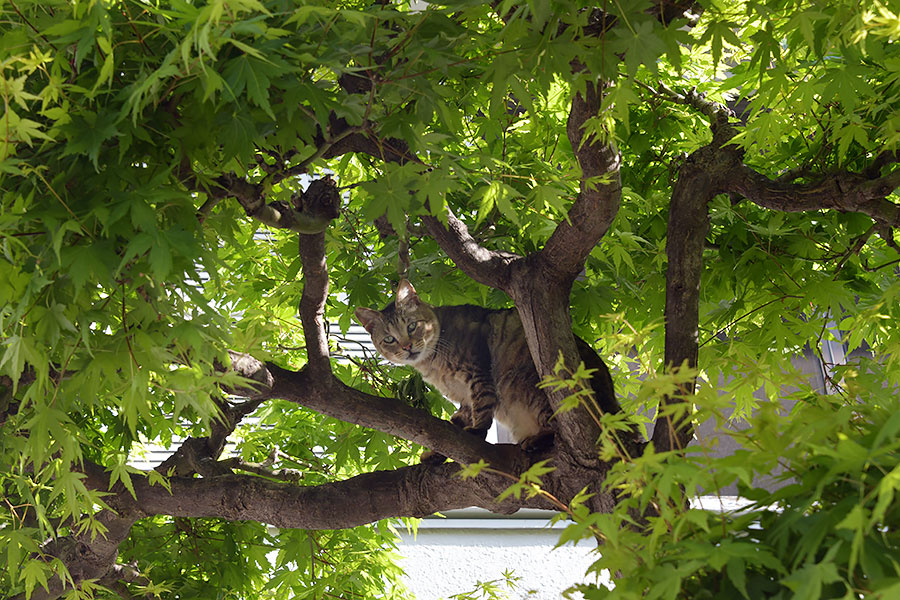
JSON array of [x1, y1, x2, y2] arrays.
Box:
[[406, 351, 420, 361]]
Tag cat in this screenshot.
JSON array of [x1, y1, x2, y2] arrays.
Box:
[[353, 280, 619, 459]]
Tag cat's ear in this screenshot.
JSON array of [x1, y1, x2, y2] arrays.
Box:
[[354, 307, 382, 332], [396, 279, 420, 307]]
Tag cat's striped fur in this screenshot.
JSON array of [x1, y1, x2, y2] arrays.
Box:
[[354, 280, 619, 452]]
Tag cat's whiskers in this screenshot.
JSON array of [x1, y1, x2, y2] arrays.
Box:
[[428, 338, 455, 361]]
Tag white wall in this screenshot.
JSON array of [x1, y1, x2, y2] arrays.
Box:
[[396, 509, 608, 600]]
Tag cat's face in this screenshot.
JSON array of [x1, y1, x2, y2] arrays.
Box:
[[354, 280, 440, 366]]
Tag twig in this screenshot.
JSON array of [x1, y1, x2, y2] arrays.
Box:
[[8, 0, 57, 50], [636, 80, 735, 124], [832, 223, 876, 278], [700, 294, 804, 347]]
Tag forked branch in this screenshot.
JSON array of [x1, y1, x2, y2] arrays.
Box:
[[652, 85, 900, 452]]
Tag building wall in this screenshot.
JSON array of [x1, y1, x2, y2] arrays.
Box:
[[396, 509, 606, 600], [690, 348, 830, 494]]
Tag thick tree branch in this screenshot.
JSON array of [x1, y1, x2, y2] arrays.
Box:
[[24, 452, 532, 600], [502, 83, 624, 461], [536, 81, 621, 283], [652, 143, 726, 453], [729, 165, 900, 226], [200, 173, 341, 233], [420, 212, 520, 291], [13, 495, 141, 600], [635, 86, 732, 451], [649, 85, 900, 225], [17, 392, 267, 600], [506, 279, 606, 464], [298, 229, 331, 376], [128, 462, 536, 529], [646, 95, 735, 452]]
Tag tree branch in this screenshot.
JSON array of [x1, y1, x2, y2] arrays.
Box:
[[537, 81, 621, 283], [129, 462, 535, 529], [501, 83, 624, 461], [26, 452, 531, 600], [650, 84, 900, 224], [298, 229, 331, 376], [156, 396, 263, 477], [729, 165, 900, 226], [320, 115, 418, 165], [647, 84, 900, 452], [225, 353, 526, 472], [13, 487, 141, 600], [15, 392, 267, 600], [652, 143, 725, 453], [420, 212, 520, 291], [199, 173, 341, 233]]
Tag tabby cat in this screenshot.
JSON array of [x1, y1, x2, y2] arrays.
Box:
[[354, 280, 619, 456]]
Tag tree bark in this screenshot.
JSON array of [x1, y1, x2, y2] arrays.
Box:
[[654, 145, 720, 452], [123, 463, 537, 528]]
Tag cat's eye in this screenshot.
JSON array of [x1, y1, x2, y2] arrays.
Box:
[[383, 335, 396, 344], [407, 322, 418, 334]]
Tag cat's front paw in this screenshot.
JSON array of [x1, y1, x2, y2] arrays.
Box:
[[464, 426, 489, 441], [519, 430, 554, 453], [419, 450, 448, 465]]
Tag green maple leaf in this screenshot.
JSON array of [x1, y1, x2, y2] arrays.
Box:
[[60, 110, 121, 170]]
